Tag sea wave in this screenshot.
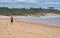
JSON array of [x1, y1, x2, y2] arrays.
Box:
[[16, 16, 60, 27]]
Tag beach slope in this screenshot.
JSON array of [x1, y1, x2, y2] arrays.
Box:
[[0, 18, 60, 38]]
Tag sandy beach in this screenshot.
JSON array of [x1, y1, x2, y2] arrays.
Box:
[[0, 16, 60, 38]]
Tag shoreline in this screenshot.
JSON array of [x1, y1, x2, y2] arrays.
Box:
[[0, 15, 60, 18], [0, 15, 60, 27]]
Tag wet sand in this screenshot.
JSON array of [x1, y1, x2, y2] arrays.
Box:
[[0, 18, 60, 38]]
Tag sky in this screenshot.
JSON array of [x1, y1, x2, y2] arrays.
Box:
[[0, 0, 60, 9]]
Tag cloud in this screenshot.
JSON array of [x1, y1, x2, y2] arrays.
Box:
[[44, 2, 60, 5], [0, 0, 37, 3], [0, 0, 60, 4], [16, 0, 37, 3], [0, 0, 12, 3], [40, 2, 60, 5], [0, 0, 60, 10]]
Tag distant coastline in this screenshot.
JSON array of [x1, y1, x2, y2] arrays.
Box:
[[0, 7, 60, 16]]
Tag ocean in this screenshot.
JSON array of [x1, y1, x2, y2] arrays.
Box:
[[16, 16, 60, 27]]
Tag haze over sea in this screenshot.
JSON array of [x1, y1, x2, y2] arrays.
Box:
[[16, 16, 60, 27]]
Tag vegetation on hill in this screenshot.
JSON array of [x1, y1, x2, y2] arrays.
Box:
[[0, 7, 60, 16]]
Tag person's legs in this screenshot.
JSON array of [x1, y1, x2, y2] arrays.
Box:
[[11, 20, 13, 23]]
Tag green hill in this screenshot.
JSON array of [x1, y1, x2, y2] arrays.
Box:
[[0, 7, 60, 16]]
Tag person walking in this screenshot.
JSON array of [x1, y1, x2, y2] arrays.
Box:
[[10, 16, 13, 23]]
